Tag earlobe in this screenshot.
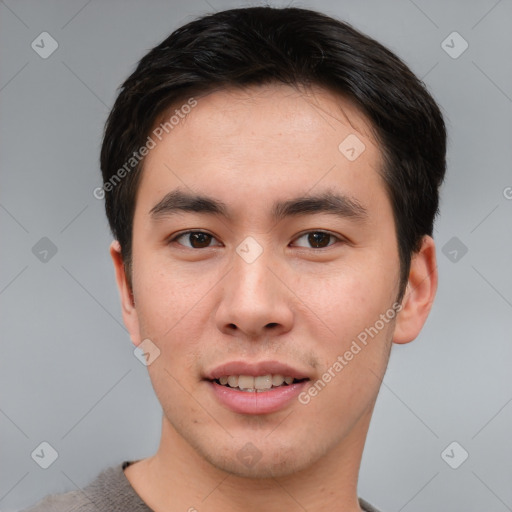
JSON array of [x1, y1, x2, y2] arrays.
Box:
[[109, 240, 142, 346], [393, 236, 438, 345]]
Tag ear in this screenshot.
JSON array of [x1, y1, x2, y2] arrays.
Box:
[[393, 235, 438, 344], [109, 240, 142, 347]]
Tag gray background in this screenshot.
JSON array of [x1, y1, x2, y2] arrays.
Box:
[[1, 0, 511, 511]]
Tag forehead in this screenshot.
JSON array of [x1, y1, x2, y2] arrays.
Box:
[[138, 83, 385, 212]]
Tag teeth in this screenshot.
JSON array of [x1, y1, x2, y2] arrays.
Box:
[[254, 375, 272, 390], [238, 375, 254, 390], [216, 374, 299, 390], [272, 374, 285, 386]]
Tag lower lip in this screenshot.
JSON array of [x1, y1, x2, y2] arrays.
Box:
[[207, 380, 309, 415]]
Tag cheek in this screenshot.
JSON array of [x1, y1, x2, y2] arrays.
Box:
[[132, 267, 214, 384], [299, 263, 393, 329], [131, 248, 211, 337], [301, 318, 394, 430], [299, 264, 397, 386]]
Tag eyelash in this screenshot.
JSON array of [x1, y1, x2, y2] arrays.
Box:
[[168, 230, 345, 250]]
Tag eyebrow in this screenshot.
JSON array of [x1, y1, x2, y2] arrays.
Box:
[[149, 188, 368, 223]]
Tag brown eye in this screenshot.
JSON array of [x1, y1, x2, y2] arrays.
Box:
[[293, 231, 339, 249], [308, 232, 331, 248], [188, 232, 213, 248], [171, 231, 220, 249]]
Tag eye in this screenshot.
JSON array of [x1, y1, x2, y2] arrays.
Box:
[[292, 231, 341, 249], [169, 231, 222, 249]]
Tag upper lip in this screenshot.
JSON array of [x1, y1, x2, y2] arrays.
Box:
[[204, 360, 310, 381]]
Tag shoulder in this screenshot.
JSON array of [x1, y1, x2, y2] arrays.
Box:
[[20, 488, 93, 512], [20, 461, 150, 512]]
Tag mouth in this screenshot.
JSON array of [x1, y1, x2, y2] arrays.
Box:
[[204, 361, 311, 414], [210, 374, 309, 392]]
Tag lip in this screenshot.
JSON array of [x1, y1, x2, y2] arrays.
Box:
[[207, 379, 309, 414], [204, 360, 311, 415], [204, 360, 310, 381]]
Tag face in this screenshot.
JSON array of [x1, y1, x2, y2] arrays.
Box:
[[118, 84, 405, 478]]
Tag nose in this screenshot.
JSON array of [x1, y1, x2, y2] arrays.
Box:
[[215, 244, 294, 340]]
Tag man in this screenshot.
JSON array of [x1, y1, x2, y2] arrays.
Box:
[[24, 5, 445, 512]]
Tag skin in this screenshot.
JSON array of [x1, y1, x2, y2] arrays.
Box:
[[110, 83, 438, 512]]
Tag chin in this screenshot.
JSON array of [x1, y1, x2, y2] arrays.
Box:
[[204, 448, 311, 479], [162, 400, 348, 479], [189, 432, 329, 479]]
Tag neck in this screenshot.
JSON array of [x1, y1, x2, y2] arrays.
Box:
[[125, 410, 373, 512]]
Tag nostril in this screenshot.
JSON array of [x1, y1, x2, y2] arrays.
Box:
[[266, 323, 279, 329]]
